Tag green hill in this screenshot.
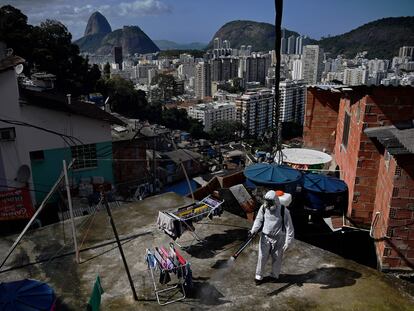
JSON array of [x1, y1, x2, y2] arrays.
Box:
[[316, 17, 414, 58], [206, 20, 299, 51]]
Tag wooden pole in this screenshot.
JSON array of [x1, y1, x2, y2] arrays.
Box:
[[63, 160, 80, 263]]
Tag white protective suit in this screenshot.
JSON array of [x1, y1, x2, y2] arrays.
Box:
[[251, 190, 294, 280]]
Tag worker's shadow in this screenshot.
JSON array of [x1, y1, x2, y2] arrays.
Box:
[[184, 229, 247, 259], [267, 267, 362, 296]]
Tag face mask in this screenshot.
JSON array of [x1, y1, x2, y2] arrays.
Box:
[[264, 199, 274, 209]]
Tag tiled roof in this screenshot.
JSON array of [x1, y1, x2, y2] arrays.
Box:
[[19, 88, 124, 125]]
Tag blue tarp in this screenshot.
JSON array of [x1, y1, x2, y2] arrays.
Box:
[[302, 173, 348, 213], [0, 279, 55, 311], [244, 163, 302, 186], [303, 173, 347, 193], [161, 179, 198, 196]]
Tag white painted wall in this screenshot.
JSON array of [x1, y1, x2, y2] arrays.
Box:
[[0, 67, 112, 193]]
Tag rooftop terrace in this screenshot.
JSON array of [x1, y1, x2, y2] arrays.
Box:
[[0, 192, 413, 310]]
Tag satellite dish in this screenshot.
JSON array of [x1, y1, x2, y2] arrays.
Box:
[[15, 64, 24, 75], [16, 165, 31, 183]]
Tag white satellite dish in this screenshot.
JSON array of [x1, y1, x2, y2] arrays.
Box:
[[16, 165, 31, 183], [15, 64, 24, 75]]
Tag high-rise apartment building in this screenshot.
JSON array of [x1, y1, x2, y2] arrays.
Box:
[[211, 57, 239, 82], [287, 35, 296, 55], [399, 46, 414, 60], [279, 80, 306, 124], [343, 67, 368, 86], [235, 89, 274, 136], [213, 37, 222, 50], [188, 102, 236, 131], [195, 62, 211, 99], [113, 46, 123, 70], [302, 45, 324, 84], [245, 54, 271, 84], [292, 59, 303, 80], [281, 37, 287, 54]]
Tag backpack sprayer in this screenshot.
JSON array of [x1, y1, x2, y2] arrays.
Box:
[[230, 231, 258, 261]]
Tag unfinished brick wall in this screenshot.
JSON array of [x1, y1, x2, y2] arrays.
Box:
[[335, 87, 414, 225], [303, 88, 340, 153], [334, 97, 376, 224], [372, 152, 396, 269], [378, 155, 414, 271]]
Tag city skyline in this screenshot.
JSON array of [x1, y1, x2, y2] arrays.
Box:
[[1, 0, 413, 43]]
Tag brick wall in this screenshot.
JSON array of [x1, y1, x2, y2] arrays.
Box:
[[335, 87, 414, 225], [303, 88, 340, 153], [113, 140, 148, 186], [377, 155, 414, 271], [334, 97, 375, 224], [372, 152, 395, 269]]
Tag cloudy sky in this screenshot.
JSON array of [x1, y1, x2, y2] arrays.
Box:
[[1, 0, 413, 43]]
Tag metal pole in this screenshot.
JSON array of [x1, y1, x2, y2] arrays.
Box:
[[274, 0, 284, 163], [0, 160, 75, 271], [101, 189, 138, 301], [153, 136, 157, 193], [63, 160, 79, 263]]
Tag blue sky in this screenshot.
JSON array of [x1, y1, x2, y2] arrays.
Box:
[[1, 0, 413, 42]]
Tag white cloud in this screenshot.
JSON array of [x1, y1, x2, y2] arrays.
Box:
[[118, 0, 172, 16], [0, 0, 172, 39]]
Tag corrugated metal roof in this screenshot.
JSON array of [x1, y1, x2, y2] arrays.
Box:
[[365, 125, 414, 154]]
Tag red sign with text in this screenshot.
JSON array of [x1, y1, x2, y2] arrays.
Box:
[[0, 188, 35, 221]]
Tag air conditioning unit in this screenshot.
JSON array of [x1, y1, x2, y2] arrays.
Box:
[[0, 127, 16, 141]]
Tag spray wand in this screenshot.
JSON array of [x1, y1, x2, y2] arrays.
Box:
[[230, 231, 258, 261]]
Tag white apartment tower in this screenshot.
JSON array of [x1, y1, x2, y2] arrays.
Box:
[[235, 89, 274, 136], [292, 59, 303, 80], [287, 35, 296, 55], [195, 62, 211, 99], [343, 67, 368, 86], [279, 80, 306, 124], [302, 45, 324, 84], [188, 102, 236, 131]]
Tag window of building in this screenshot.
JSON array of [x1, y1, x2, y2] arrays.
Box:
[[71, 144, 97, 170], [342, 112, 351, 149], [0, 127, 16, 141], [395, 165, 402, 176], [30, 150, 45, 161]]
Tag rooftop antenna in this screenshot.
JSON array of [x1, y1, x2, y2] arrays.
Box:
[[274, 0, 284, 164]]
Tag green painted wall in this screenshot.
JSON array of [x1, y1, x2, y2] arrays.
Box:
[[31, 142, 114, 204]]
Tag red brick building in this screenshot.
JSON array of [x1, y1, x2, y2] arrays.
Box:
[[303, 86, 414, 271], [303, 88, 341, 153], [365, 126, 414, 271]]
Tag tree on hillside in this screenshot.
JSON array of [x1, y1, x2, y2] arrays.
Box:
[[208, 120, 245, 143], [151, 74, 176, 102], [0, 5, 100, 95]]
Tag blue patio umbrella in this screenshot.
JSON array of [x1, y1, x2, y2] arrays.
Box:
[[0, 279, 56, 311], [244, 163, 302, 189]]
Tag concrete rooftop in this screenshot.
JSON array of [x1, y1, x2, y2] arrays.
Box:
[[1, 192, 414, 310]]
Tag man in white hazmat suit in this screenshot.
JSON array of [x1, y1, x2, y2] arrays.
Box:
[[250, 190, 294, 285]]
